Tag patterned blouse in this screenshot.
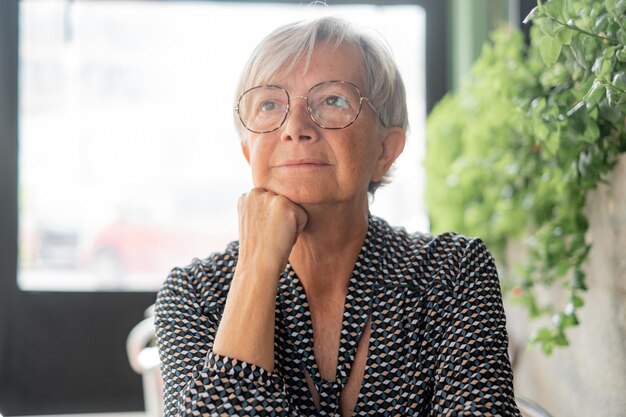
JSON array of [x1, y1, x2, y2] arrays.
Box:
[[155, 216, 521, 416]]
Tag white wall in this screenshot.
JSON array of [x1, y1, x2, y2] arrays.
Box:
[[509, 153, 626, 417]]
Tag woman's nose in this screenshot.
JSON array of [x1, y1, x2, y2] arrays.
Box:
[[280, 97, 316, 142]]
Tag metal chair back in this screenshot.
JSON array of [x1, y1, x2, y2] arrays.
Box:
[[517, 396, 553, 417]]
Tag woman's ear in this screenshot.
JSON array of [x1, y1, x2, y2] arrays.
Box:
[[241, 142, 251, 164], [371, 127, 406, 182]]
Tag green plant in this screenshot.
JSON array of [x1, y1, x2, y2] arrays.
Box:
[[425, 0, 626, 354]]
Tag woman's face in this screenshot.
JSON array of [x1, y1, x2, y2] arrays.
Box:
[[241, 41, 404, 206]]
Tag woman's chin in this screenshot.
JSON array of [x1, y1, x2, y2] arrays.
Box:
[[263, 181, 335, 206], [278, 189, 328, 206]]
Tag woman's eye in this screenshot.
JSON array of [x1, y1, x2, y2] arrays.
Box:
[[324, 95, 350, 109], [259, 100, 279, 112]]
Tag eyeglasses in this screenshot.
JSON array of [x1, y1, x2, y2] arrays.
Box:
[[234, 80, 382, 134]]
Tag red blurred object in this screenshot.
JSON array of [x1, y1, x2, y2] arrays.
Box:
[[81, 218, 211, 285]]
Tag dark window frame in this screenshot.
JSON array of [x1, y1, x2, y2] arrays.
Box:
[[0, 0, 448, 414]]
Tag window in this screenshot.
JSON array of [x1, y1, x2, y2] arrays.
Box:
[[18, 1, 426, 292]]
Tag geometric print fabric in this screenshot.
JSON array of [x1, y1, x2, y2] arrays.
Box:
[[155, 216, 522, 416]]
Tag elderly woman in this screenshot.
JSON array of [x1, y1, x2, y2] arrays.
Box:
[[156, 16, 521, 417]]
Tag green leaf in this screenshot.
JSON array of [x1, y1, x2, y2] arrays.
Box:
[[583, 119, 600, 142], [575, 212, 589, 230], [531, 97, 547, 112], [602, 46, 618, 66], [570, 41, 590, 69], [545, 131, 561, 154], [592, 53, 615, 81], [606, 0, 618, 15], [556, 260, 570, 276], [540, 338, 554, 355], [584, 80, 605, 107], [594, 14, 610, 34], [544, 0, 565, 18], [612, 72, 626, 90], [591, 57, 602, 74], [554, 332, 569, 346], [599, 100, 623, 124], [606, 86, 621, 106], [540, 36, 563, 66], [574, 270, 588, 291], [540, 17, 557, 37], [532, 116, 550, 142], [530, 327, 553, 343], [619, 29, 626, 46], [556, 27, 573, 45], [561, 312, 579, 327], [572, 294, 585, 308]]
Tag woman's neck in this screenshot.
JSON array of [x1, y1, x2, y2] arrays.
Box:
[[288, 198, 369, 299]]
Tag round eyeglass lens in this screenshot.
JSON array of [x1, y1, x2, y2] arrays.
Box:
[[238, 86, 289, 133], [308, 82, 362, 128]]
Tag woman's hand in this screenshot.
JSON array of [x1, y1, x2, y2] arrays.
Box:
[[237, 188, 308, 277], [212, 188, 307, 372]]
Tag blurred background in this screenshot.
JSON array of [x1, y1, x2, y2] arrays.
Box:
[[1, 0, 624, 416]]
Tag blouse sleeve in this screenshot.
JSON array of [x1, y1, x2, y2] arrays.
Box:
[[430, 238, 521, 417], [155, 262, 295, 416]]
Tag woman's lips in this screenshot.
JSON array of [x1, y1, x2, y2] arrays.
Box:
[[275, 158, 331, 168]]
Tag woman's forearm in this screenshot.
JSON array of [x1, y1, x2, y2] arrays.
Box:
[[212, 262, 282, 372], [212, 188, 308, 373]]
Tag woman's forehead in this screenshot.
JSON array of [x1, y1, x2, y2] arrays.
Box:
[[262, 41, 366, 92]]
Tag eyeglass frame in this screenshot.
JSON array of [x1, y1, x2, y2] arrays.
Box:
[[234, 80, 384, 134]]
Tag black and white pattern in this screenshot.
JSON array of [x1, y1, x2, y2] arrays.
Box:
[[155, 216, 521, 416]]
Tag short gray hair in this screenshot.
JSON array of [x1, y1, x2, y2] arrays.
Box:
[[234, 16, 408, 193]]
